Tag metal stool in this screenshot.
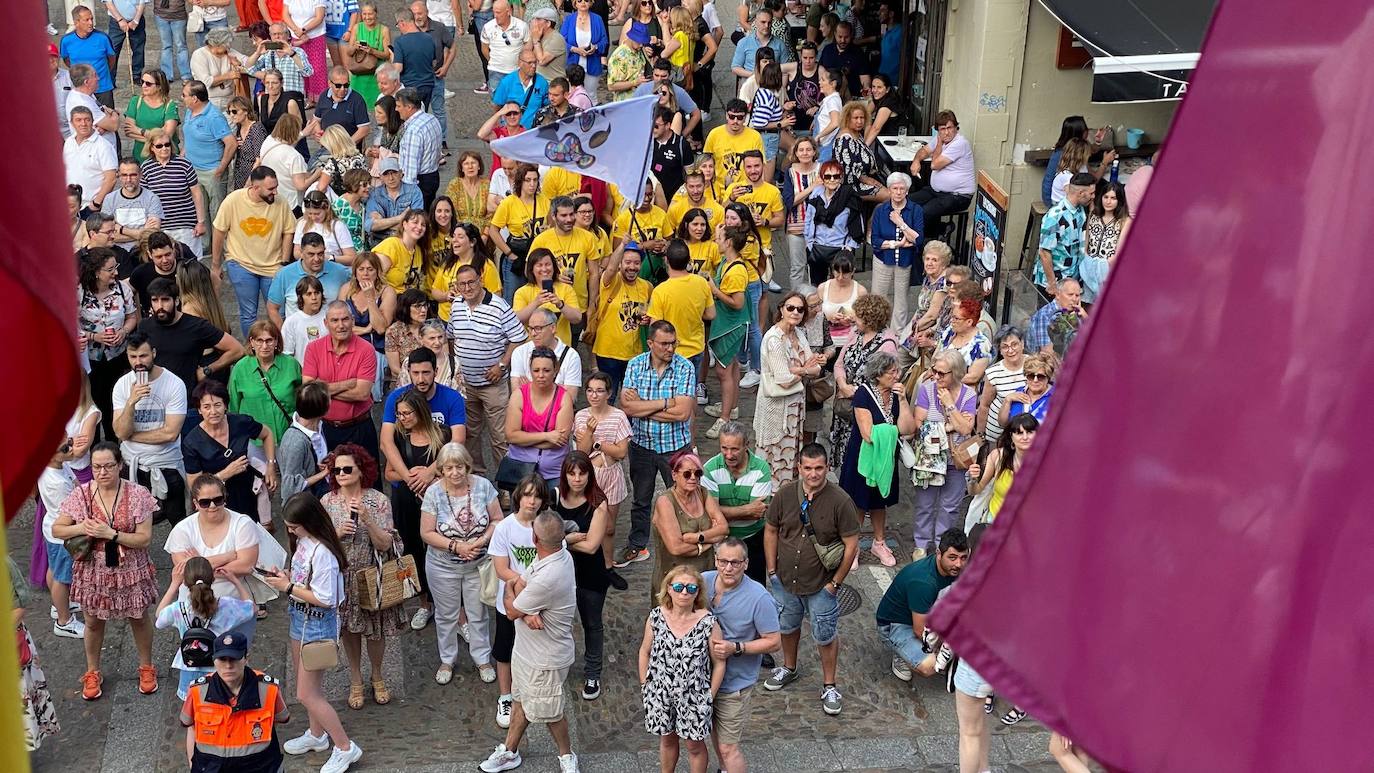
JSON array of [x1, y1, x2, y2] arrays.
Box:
[[941, 208, 972, 264]]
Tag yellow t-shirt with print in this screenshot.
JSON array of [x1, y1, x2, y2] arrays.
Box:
[[646, 273, 713, 359], [491, 194, 551, 239], [666, 193, 725, 235], [592, 272, 652, 362], [703, 126, 764, 192], [212, 188, 298, 276], [685, 239, 721, 279], [374, 236, 424, 292], [513, 281, 581, 346], [613, 205, 672, 248], [542, 167, 582, 200], [529, 226, 602, 309], [727, 181, 784, 253]]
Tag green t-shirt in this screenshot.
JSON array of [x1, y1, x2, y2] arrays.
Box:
[[875, 555, 954, 626], [125, 95, 182, 163], [702, 452, 773, 538]]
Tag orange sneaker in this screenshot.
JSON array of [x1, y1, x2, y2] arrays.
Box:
[[81, 670, 103, 701], [138, 665, 158, 695]]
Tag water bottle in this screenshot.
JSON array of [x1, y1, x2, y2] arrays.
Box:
[[1109, 159, 1120, 183]]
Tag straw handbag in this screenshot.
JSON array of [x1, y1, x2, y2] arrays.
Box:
[[356, 546, 421, 612]]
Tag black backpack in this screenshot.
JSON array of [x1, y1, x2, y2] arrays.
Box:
[[179, 606, 216, 669]]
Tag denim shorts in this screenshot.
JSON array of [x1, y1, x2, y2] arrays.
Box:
[[953, 658, 993, 698], [45, 540, 73, 584], [877, 621, 926, 667], [760, 131, 780, 160], [768, 575, 839, 645], [288, 603, 339, 643]]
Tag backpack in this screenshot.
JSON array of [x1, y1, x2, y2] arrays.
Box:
[[179, 606, 217, 669]]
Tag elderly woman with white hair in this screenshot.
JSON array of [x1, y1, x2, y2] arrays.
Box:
[[190, 28, 248, 111], [911, 348, 979, 560], [396, 319, 461, 391], [869, 171, 926, 326]]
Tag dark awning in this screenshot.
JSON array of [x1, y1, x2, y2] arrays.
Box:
[[1038, 0, 1218, 102]]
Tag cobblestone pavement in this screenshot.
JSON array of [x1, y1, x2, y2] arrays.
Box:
[[32, 3, 1052, 770]]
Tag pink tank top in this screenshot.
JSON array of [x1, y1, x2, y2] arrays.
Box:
[[520, 382, 566, 434]]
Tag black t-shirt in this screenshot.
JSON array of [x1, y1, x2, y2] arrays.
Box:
[[138, 314, 225, 391], [128, 246, 194, 313], [555, 498, 609, 592], [651, 133, 696, 201], [819, 44, 869, 96], [873, 91, 904, 137], [787, 68, 821, 131], [183, 414, 264, 515]]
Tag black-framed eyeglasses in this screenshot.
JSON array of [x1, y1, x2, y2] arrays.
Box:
[[932, 368, 952, 376], [196, 495, 227, 508], [332, 465, 356, 475], [715, 557, 746, 568], [670, 582, 699, 594]]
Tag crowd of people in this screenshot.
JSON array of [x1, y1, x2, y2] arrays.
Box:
[[33, 0, 1139, 770]]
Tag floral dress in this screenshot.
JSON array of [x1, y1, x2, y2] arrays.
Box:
[[60, 481, 159, 620], [322, 489, 408, 640], [641, 608, 716, 741], [938, 326, 993, 373], [17, 591, 59, 750], [446, 177, 492, 233]]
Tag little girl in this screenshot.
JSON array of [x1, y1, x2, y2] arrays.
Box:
[[666, 6, 698, 86], [155, 557, 255, 700]]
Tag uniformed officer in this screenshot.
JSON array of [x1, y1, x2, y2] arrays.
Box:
[[179, 632, 291, 773]]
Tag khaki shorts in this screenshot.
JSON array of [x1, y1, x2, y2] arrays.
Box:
[[511, 657, 570, 724], [711, 685, 754, 745]]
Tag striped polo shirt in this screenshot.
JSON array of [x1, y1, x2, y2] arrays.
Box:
[[446, 290, 528, 388], [703, 452, 773, 538]]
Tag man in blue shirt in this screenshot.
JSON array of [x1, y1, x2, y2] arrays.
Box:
[[391, 7, 438, 106], [633, 59, 702, 139], [1025, 278, 1084, 355], [180, 80, 236, 222], [103, 0, 146, 89], [365, 157, 424, 246], [265, 232, 351, 329], [311, 65, 372, 146], [877, 1, 902, 83], [60, 5, 117, 105], [731, 9, 786, 78], [703, 538, 780, 773], [379, 346, 469, 494], [492, 49, 549, 129]]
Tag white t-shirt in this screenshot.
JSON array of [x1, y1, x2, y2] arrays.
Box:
[[64, 134, 118, 207], [290, 535, 343, 608], [702, 1, 723, 34], [110, 369, 187, 463], [284, 0, 328, 39], [487, 514, 536, 615], [814, 92, 843, 147], [38, 468, 77, 543], [260, 137, 308, 211], [511, 340, 583, 389], [64, 90, 116, 151], [164, 510, 262, 599], [931, 132, 976, 196], [282, 308, 328, 361], [64, 404, 101, 472], [427, 0, 456, 28], [294, 218, 354, 260], [481, 17, 530, 75], [490, 168, 514, 199]]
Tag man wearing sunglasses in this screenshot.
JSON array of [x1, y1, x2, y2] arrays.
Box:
[[703, 537, 780, 773], [310, 66, 371, 147], [492, 47, 550, 129], [762, 442, 860, 716]]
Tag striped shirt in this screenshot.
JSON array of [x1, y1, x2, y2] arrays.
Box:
[[139, 156, 200, 230], [623, 353, 695, 453], [748, 88, 783, 130], [445, 290, 528, 387], [702, 452, 773, 538], [981, 361, 1026, 445], [399, 111, 442, 184]]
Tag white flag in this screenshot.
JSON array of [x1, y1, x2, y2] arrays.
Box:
[[491, 95, 658, 205]]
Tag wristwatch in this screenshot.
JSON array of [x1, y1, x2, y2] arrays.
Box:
[[201, 365, 213, 379], [697, 533, 705, 545], [734, 641, 743, 657]]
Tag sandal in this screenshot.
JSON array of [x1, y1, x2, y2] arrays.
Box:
[[347, 683, 364, 710], [255, 605, 268, 620], [984, 696, 995, 715], [372, 679, 391, 705], [1000, 706, 1027, 725]]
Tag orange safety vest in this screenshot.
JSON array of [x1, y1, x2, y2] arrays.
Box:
[[182, 669, 284, 767]]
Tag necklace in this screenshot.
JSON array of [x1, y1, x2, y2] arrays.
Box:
[[96, 480, 122, 525]]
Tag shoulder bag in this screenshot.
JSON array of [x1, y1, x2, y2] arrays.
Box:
[[346, 28, 380, 74], [63, 486, 102, 561], [257, 366, 293, 422], [299, 545, 341, 672], [947, 386, 980, 470], [494, 380, 566, 491], [797, 482, 845, 571], [505, 196, 539, 277]]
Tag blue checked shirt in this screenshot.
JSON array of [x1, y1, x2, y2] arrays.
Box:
[[398, 111, 442, 184], [623, 353, 695, 453], [249, 48, 313, 94], [1026, 299, 1068, 353]]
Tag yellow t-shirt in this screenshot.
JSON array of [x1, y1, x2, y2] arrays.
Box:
[[669, 30, 692, 68], [666, 193, 725, 235], [491, 194, 551, 239], [529, 226, 602, 309], [513, 281, 581, 346], [212, 189, 298, 277], [685, 239, 721, 278], [703, 126, 764, 192], [646, 273, 713, 358], [542, 167, 582, 200], [613, 205, 672, 247], [718, 258, 749, 295], [428, 257, 502, 321], [728, 181, 784, 252], [592, 272, 652, 362], [374, 236, 424, 292]]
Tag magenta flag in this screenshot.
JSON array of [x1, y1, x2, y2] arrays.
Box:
[[928, 2, 1374, 771]]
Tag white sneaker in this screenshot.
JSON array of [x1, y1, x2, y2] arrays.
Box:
[[47, 23, 59, 35], [53, 617, 85, 639], [410, 607, 432, 630], [559, 752, 580, 773], [444, 88, 456, 100], [695, 383, 708, 404], [320, 742, 362, 773], [740, 370, 762, 389], [703, 402, 739, 419], [283, 730, 330, 755], [705, 418, 725, 439], [480, 743, 523, 772], [495, 695, 514, 728], [50, 602, 80, 621]]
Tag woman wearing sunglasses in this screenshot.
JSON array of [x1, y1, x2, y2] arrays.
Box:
[[637, 564, 725, 773], [122, 68, 180, 162], [998, 352, 1057, 427], [650, 452, 728, 604], [318, 444, 406, 710], [756, 291, 824, 487], [164, 474, 264, 624]]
